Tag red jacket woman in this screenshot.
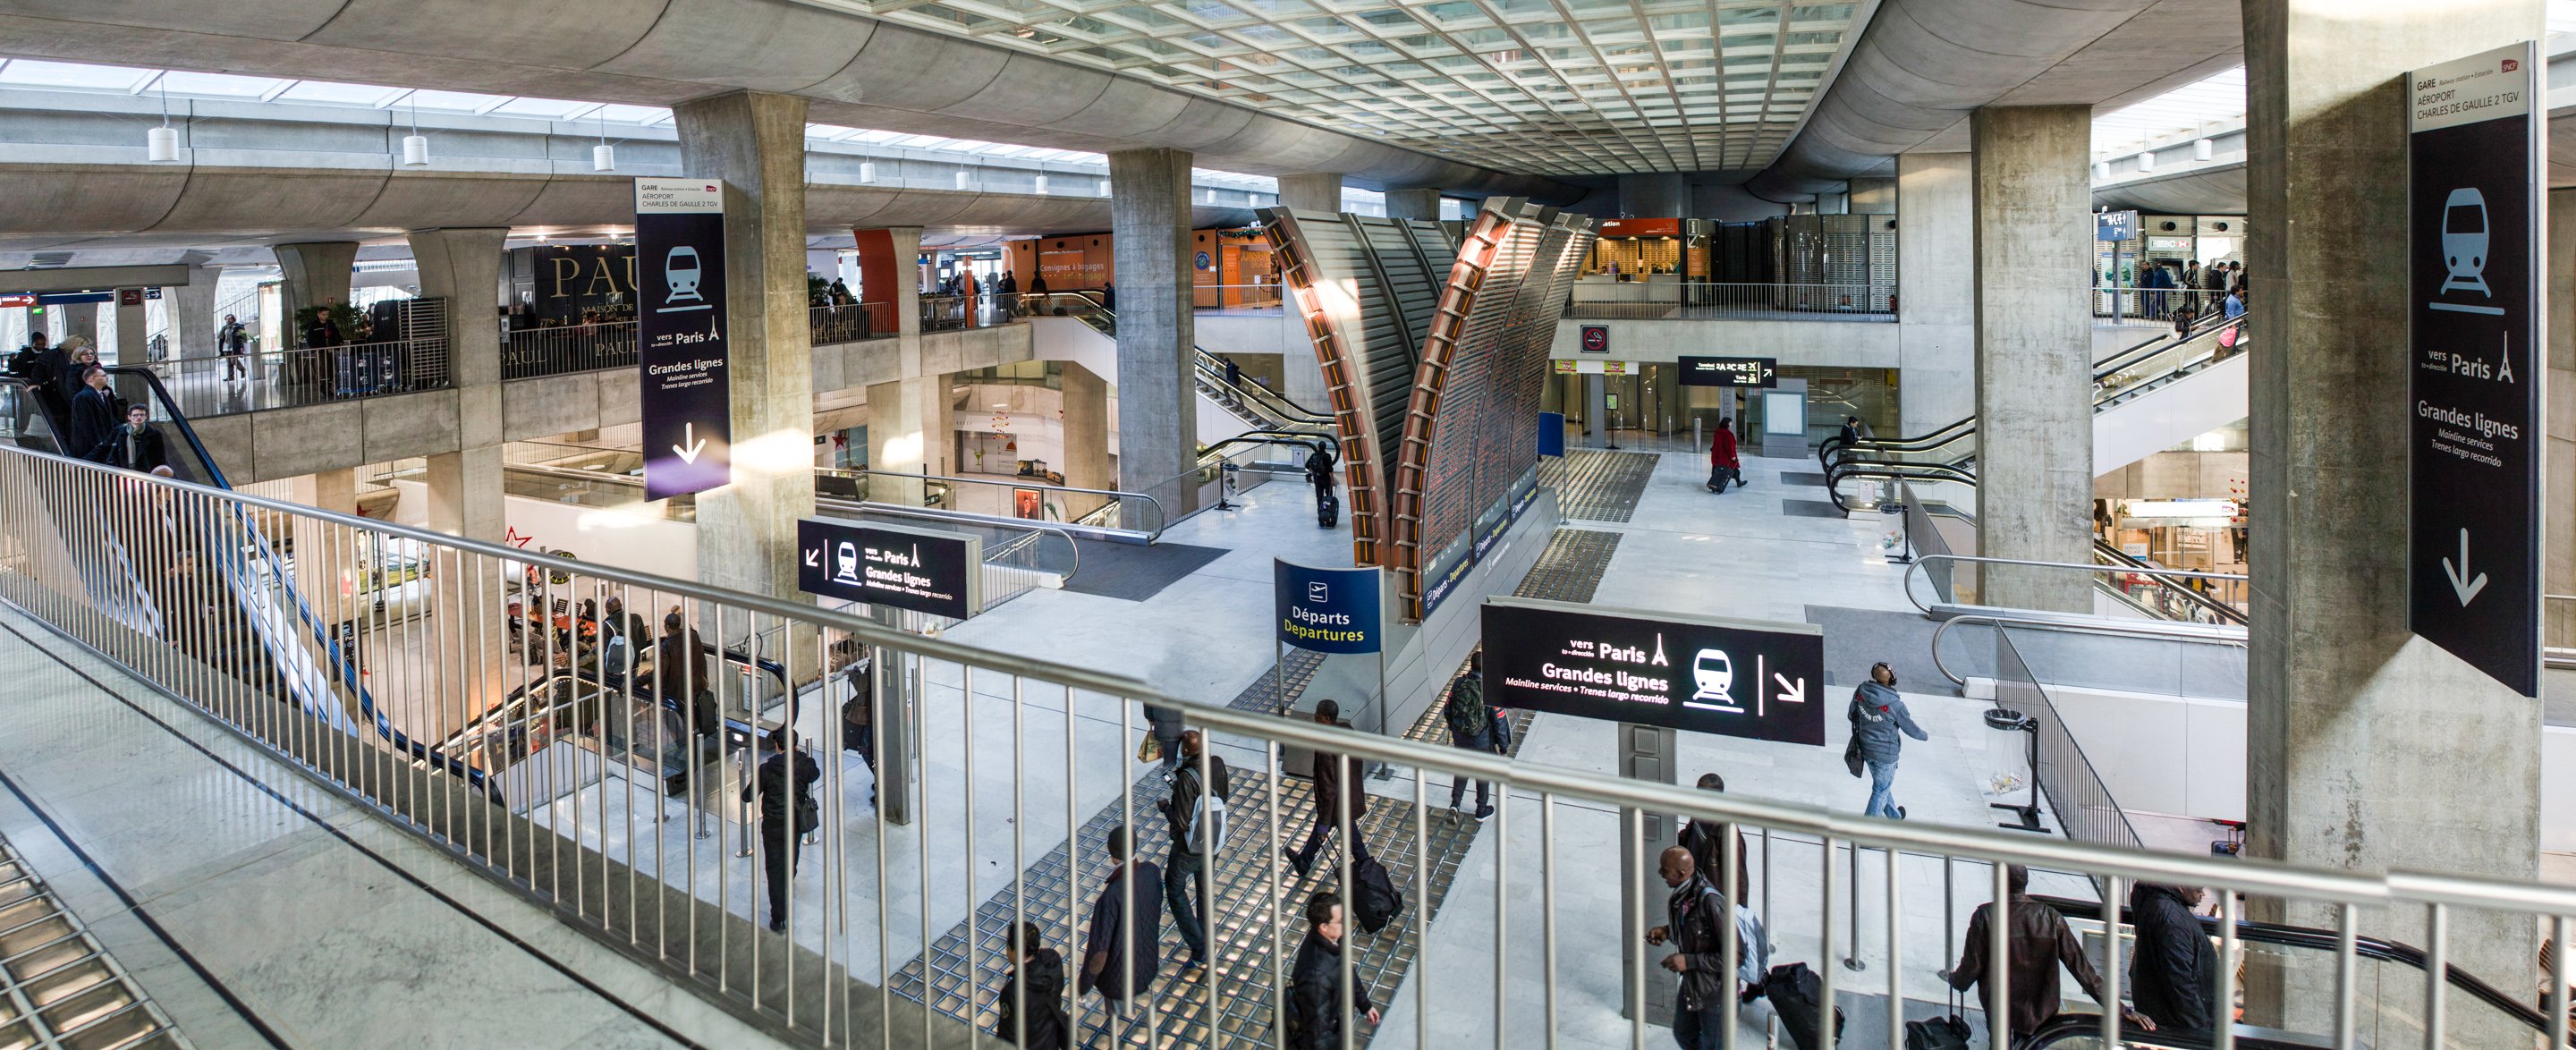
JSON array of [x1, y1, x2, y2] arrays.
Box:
[[1707, 427, 1741, 493]]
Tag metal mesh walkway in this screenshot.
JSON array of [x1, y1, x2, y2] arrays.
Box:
[[0, 830, 190, 1048], [891, 528, 1621, 1047], [1538, 449, 1659, 522]]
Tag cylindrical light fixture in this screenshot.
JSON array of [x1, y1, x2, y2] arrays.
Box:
[[955, 169, 970, 191], [2193, 138, 2214, 161], [2094, 161, 2111, 181], [402, 133, 430, 167], [1034, 174, 1050, 195], [592, 143, 615, 172], [1097, 179, 1111, 197], [1205, 187, 1217, 204], [147, 126, 179, 163], [859, 160, 877, 184], [2136, 149, 2155, 172]]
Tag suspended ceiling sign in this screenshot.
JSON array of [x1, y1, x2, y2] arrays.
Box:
[[834, 0, 1863, 175]]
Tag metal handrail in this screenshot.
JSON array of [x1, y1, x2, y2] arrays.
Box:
[[1928, 611, 2247, 687], [818, 467, 1165, 542], [1902, 554, 2247, 615], [2090, 538, 2250, 625], [821, 497, 1120, 555]]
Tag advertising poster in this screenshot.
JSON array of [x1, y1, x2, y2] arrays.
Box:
[[635, 177, 733, 502], [797, 519, 981, 620], [1274, 561, 1382, 654], [1481, 597, 1826, 744], [2408, 41, 2542, 696]]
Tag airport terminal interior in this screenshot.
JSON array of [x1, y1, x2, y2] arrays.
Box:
[[0, 0, 2574, 1047]]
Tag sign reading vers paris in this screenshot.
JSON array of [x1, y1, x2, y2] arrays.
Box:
[[635, 177, 733, 501], [2409, 42, 2542, 696], [1481, 597, 1826, 744]]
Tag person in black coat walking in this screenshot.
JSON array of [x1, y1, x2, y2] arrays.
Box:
[[1288, 891, 1378, 1049], [1283, 699, 1372, 876], [1078, 826, 1163, 1039], [2129, 883, 2219, 1034], [66, 366, 120, 461], [995, 920, 1068, 1048], [742, 727, 822, 933]]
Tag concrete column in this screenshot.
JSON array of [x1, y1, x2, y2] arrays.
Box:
[[867, 226, 941, 506], [1384, 188, 1443, 221], [1272, 174, 1341, 410], [1107, 148, 1199, 511], [1616, 173, 1686, 217], [61, 302, 97, 348], [1970, 106, 2094, 612], [113, 292, 146, 365], [408, 227, 512, 546], [1849, 177, 1897, 213], [1275, 173, 1343, 213], [174, 263, 221, 358], [289, 469, 360, 626], [2241, 0, 2541, 1014], [1897, 153, 1976, 436], [674, 90, 817, 600], [2549, 189, 2575, 652], [273, 241, 358, 334], [1059, 360, 1114, 521]]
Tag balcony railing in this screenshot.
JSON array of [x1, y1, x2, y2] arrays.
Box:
[[1564, 282, 1896, 321]]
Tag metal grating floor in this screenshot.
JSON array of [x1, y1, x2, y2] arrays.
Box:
[[0, 831, 189, 1049], [892, 529, 1620, 1047], [1538, 450, 1659, 522]]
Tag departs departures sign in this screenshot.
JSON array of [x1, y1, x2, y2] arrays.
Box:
[[796, 519, 982, 620], [1678, 356, 1778, 387], [1273, 560, 1382, 654], [1481, 596, 1826, 744], [636, 177, 733, 502], [2409, 41, 2543, 697]]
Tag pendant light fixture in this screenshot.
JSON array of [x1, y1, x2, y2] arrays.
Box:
[[955, 168, 971, 191], [1034, 173, 1050, 195], [859, 148, 877, 184], [147, 77, 179, 163], [591, 107, 615, 172], [1097, 178, 1111, 197], [400, 94, 429, 167]]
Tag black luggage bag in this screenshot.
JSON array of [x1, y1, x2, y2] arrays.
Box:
[[1765, 962, 1845, 1049]]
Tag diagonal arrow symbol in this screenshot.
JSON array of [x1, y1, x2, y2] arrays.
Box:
[[1772, 672, 1806, 706], [2441, 528, 2488, 606], [802, 548, 820, 568], [674, 422, 708, 465]]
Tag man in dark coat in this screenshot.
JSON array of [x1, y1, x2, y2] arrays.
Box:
[[66, 366, 119, 461], [2129, 883, 2219, 1034], [741, 727, 821, 933], [1284, 699, 1371, 876], [995, 920, 1067, 1048], [105, 404, 168, 474], [1078, 826, 1163, 1039], [1288, 891, 1377, 1050]]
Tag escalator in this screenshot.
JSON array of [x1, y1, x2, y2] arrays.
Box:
[[1032, 291, 1335, 439], [0, 368, 486, 786], [2016, 895, 2566, 1049]]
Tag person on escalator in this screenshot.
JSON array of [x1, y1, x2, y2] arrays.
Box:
[[745, 726, 822, 934], [67, 366, 120, 462], [7, 331, 55, 429], [2128, 883, 2219, 1035], [106, 405, 167, 475], [1707, 424, 1741, 494], [1945, 864, 2153, 1042], [656, 610, 717, 746]]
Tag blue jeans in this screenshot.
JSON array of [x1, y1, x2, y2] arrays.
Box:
[[1448, 725, 1494, 809], [1165, 846, 1208, 961], [1864, 759, 1902, 818], [1672, 997, 1724, 1050]]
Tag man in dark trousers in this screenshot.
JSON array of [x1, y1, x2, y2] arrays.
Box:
[[105, 404, 168, 474], [217, 314, 250, 381], [1944, 864, 2153, 1043], [1288, 891, 1377, 1049], [66, 365, 120, 462], [1304, 443, 1336, 504], [1284, 699, 1371, 877], [1078, 826, 1163, 1040], [742, 726, 821, 933], [1441, 651, 1496, 821], [1159, 729, 1228, 971], [2129, 882, 2219, 1035], [1645, 846, 1767, 1050]]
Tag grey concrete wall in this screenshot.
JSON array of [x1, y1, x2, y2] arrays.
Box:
[[1275, 174, 1343, 213], [1384, 189, 1443, 221], [1108, 148, 1199, 511], [1897, 153, 1976, 435], [1971, 106, 2094, 613], [1615, 173, 1686, 217], [677, 90, 817, 600], [408, 227, 510, 541], [1548, 318, 1902, 367], [173, 261, 221, 359], [2553, 189, 2575, 651], [2241, 0, 2542, 1014]]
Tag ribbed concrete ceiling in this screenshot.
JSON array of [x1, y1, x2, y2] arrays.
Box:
[[806, 0, 1865, 175], [0, 0, 1578, 198]]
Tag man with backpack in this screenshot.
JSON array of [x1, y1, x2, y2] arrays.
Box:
[[744, 726, 821, 933], [1644, 845, 1768, 1050], [1159, 729, 1228, 972], [1442, 652, 1497, 821]]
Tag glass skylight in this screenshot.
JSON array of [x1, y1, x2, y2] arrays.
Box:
[[2091, 66, 2243, 162]]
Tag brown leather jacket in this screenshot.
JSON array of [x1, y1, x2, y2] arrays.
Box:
[[1947, 894, 2106, 1038]]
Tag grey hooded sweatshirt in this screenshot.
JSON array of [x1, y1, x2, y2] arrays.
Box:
[[1846, 680, 1928, 765]]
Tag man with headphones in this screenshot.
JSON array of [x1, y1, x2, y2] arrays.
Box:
[[1848, 662, 1928, 819]]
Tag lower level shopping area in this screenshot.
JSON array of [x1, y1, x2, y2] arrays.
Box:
[[0, 434, 2570, 1049]]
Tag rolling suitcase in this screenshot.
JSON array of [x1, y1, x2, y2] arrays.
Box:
[[1318, 491, 1340, 529], [1765, 962, 1844, 1049]]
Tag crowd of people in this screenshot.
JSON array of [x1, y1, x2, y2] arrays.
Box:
[[6, 330, 174, 476]]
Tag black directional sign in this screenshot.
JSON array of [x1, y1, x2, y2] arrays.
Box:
[[1480, 597, 1826, 744], [636, 177, 733, 502], [1678, 356, 1778, 387], [2409, 41, 2542, 697], [797, 519, 983, 620]]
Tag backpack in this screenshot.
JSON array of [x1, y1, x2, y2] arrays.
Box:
[[1351, 853, 1402, 934], [1179, 759, 1230, 855], [1441, 673, 1492, 739]]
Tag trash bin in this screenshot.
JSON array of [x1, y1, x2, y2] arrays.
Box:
[[1983, 707, 2045, 832]]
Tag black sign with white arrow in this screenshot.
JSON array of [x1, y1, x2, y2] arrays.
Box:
[[1677, 356, 1779, 388], [2408, 42, 2542, 697], [636, 177, 733, 502], [1479, 597, 1826, 744], [796, 519, 982, 620]]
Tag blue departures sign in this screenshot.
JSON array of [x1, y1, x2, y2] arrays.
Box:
[[1274, 560, 1382, 654], [2408, 42, 2544, 696], [635, 177, 733, 502]]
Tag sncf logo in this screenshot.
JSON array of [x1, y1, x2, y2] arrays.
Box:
[[2503, 58, 2521, 72]]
